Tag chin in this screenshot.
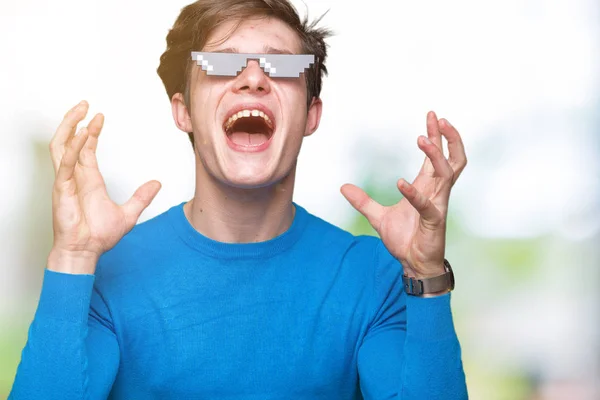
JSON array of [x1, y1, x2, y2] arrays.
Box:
[[220, 164, 282, 190]]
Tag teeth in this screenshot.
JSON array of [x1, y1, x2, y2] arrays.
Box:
[[224, 109, 273, 131]]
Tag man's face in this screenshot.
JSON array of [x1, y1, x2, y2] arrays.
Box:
[[175, 17, 322, 189]]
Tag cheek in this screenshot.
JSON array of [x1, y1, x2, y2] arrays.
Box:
[[279, 83, 308, 121], [192, 85, 221, 130]]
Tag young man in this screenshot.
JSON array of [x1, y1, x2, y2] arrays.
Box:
[[10, 0, 468, 399]]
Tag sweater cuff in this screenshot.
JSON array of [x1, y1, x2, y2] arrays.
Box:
[[35, 269, 95, 323], [406, 292, 456, 341]]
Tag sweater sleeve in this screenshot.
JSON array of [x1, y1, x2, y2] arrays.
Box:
[[357, 242, 468, 399], [9, 269, 119, 400]]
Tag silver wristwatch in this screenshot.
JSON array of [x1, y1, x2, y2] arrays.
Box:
[[402, 259, 455, 296]]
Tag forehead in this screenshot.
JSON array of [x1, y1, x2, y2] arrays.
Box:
[[204, 17, 302, 54]]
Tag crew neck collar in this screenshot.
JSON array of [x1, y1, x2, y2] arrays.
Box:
[[167, 201, 309, 259]]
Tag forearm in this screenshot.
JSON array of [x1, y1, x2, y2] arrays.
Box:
[[358, 294, 467, 399], [399, 294, 467, 399], [9, 270, 118, 400]]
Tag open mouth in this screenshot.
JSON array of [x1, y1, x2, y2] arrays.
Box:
[[223, 108, 275, 147]]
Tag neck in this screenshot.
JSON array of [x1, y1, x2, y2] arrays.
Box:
[[183, 160, 297, 244]]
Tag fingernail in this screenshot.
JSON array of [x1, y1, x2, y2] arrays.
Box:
[[443, 118, 452, 127], [422, 136, 432, 144]]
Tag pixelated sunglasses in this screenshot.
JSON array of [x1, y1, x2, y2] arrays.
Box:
[[191, 52, 315, 78]]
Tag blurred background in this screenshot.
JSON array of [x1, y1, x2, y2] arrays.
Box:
[[0, 0, 598, 398]]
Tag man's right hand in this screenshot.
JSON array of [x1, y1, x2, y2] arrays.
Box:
[[47, 101, 162, 275]]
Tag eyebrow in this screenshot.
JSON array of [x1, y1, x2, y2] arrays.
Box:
[[211, 46, 295, 55]]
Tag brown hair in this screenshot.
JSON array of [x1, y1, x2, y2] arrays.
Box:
[[157, 0, 332, 148]]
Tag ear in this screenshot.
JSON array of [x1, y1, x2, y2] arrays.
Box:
[[304, 97, 323, 137], [171, 93, 193, 133]]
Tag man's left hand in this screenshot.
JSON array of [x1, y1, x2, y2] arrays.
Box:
[[341, 111, 467, 281]]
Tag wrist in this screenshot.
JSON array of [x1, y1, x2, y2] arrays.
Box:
[[420, 289, 451, 298], [47, 248, 99, 275], [402, 262, 446, 280]]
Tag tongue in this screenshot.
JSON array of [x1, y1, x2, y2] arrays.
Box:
[[229, 131, 269, 146]]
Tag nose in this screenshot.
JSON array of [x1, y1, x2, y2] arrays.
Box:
[[232, 59, 271, 95]]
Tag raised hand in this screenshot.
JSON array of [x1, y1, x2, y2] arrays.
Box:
[[48, 101, 161, 274], [341, 111, 467, 280]]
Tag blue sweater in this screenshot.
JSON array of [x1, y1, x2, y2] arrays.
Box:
[[10, 202, 467, 399]]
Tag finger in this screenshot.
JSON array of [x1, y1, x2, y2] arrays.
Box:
[[397, 179, 444, 226], [418, 111, 442, 177], [426, 111, 443, 151], [79, 113, 105, 168], [55, 127, 89, 185], [122, 180, 162, 229], [417, 135, 454, 182], [340, 183, 386, 230], [439, 118, 467, 184], [50, 100, 89, 174], [84, 113, 104, 153]]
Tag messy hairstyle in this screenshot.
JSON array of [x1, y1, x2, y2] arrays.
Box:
[[157, 0, 332, 148]]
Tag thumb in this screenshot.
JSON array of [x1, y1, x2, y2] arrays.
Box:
[[122, 180, 162, 228], [340, 183, 384, 229]]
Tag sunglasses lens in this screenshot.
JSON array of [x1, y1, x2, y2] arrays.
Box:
[[192, 53, 315, 78]]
